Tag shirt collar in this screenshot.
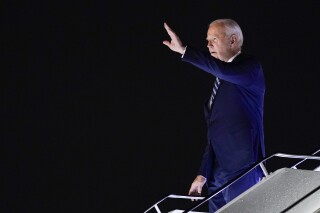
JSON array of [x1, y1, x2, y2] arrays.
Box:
[[227, 51, 241, 63]]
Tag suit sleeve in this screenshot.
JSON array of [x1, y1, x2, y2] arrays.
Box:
[[198, 142, 214, 179], [182, 46, 262, 87]]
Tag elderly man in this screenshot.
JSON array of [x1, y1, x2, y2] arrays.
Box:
[[163, 19, 266, 212]]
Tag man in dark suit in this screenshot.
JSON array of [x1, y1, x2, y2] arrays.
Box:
[[163, 19, 266, 212]]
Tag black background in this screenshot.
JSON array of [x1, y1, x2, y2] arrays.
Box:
[[2, 1, 320, 212]]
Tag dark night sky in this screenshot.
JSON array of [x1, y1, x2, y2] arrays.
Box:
[[2, 1, 320, 212]]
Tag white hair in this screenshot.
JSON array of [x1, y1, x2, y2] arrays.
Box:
[[209, 19, 244, 49]]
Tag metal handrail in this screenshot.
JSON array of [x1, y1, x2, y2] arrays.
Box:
[[143, 151, 320, 213], [182, 152, 320, 213], [291, 148, 320, 169]]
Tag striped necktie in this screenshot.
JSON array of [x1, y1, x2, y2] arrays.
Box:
[[208, 77, 220, 110]]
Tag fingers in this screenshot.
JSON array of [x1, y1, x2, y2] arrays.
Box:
[[163, 22, 174, 48], [189, 190, 201, 201], [197, 185, 202, 194], [188, 181, 203, 201], [189, 184, 202, 195], [188, 185, 196, 196], [164, 22, 177, 39], [162, 40, 170, 47], [164, 22, 172, 32], [188, 188, 194, 196], [163, 22, 185, 54]]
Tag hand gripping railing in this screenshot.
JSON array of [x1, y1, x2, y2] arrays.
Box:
[[143, 194, 206, 213], [143, 149, 320, 213]]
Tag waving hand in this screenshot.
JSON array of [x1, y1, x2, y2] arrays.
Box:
[[163, 22, 186, 54]]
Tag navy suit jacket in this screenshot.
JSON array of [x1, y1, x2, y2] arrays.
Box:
[[182, 47, 265, 180]]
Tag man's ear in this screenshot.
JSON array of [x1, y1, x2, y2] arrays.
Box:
[[230, 34, 237, 49], [230, 34, 237, 45]]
